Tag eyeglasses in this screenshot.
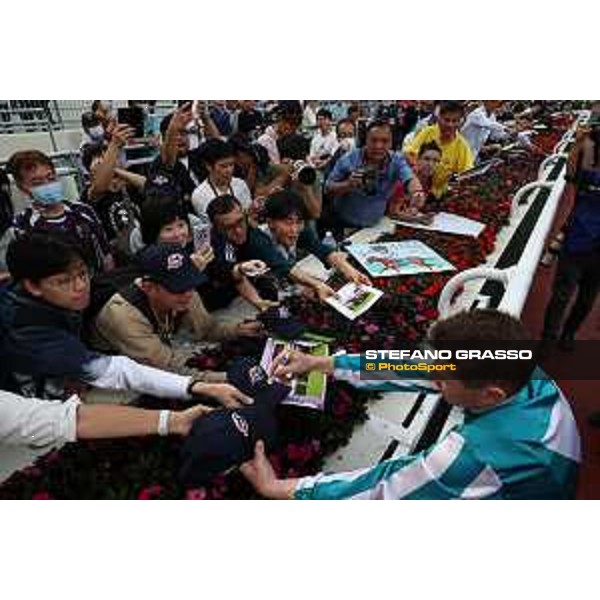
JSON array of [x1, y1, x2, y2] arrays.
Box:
[[220, 216, 246, 233], [44, 269, 90, 291]]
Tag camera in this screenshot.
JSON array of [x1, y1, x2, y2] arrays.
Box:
[[293, 160, 317, 186], [356, 165, 378, 195]]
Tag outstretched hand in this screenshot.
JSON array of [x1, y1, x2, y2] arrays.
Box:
[[171, 403, 214, 436], [240, 441, 296, 499], [192, 382, 253, 409]]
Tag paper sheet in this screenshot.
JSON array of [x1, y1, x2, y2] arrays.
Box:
[[392, 211, 486, 238]]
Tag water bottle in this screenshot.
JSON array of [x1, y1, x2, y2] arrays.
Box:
[[322, 231, 337, 251]]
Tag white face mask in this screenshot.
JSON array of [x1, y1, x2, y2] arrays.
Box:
[[88, 125, 105, 141], [339, 137, 356, 152]]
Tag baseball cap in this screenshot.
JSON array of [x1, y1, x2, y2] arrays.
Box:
[[257, 306, 307, 340], [178, 367, 290, 487], [227, 356, 292, 401], [138, 243, 206, 293]]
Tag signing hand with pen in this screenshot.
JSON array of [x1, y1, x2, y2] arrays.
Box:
[[270, 349, 334, 381]]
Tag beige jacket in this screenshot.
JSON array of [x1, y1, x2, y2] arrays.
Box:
[[90, 287, 239, 380]]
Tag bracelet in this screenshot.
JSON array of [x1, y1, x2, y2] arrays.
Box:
[[187, 378, 203, 397], [158, 410, 171, 436]]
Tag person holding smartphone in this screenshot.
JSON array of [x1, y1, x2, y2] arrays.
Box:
[[136, 194, 277, 313]]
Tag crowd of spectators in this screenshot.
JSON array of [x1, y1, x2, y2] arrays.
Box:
[[0, 99, 594, 499]]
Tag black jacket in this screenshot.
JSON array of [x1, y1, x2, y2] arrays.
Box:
[[0, 285, 95, 398]]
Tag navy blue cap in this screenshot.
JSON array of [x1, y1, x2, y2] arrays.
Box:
[[227, 356, 291, 401], [257, 306, 306, 340], [138, 243, 205, 293], [178, 403, 278, 487], [179, 368, 290, 487]]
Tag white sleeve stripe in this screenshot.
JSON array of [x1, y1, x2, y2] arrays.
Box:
[[542, 391, 582, 463], [297, 431, 466, 500], [384, 432, 466, 499], [332, 368, 437, 391], [460, 465, 503, 499]]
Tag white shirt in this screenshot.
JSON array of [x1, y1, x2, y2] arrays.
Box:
[[461, 106, 509, 160], [310, 129, 339, 160], [303, 105, 317, 130], [257, 126, 281, 164], [0, 391, 80, 447], [191, 177, 253, 217]]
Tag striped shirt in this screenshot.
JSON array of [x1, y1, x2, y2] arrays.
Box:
[[294, 355, 581, 500]]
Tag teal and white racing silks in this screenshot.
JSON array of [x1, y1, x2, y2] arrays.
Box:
[[294, 354, 581, 500]]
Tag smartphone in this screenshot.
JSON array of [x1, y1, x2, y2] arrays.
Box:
[[192, 222, 212, 253], [117, 107, 145, 138]]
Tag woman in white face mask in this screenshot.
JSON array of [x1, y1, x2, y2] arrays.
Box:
[[336, 119, 356, 153], [321, 118, 356, 181], [81, 111, 105, 145]]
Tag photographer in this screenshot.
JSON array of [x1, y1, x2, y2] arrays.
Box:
[[325, 119, 424, 229], [277, 132, 322, 220], [136, 194, 274, 313]]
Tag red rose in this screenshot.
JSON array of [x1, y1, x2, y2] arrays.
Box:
[[137, 485, 163, 500], [186, 488, 208, 500], [32, 491, 52, 500]]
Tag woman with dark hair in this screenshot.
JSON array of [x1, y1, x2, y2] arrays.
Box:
[[136, 194, 275, 312], [137, 193, 215, 274]]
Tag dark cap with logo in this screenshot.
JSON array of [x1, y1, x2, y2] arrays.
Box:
[[179, 358, 291, 487], [138, 243, 205, 293]]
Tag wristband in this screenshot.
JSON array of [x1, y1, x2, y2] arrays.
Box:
[[187, 378, 203, 397], [158, 410, 171, 436]]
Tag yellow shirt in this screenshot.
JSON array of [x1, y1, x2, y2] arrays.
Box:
[[405, 124, 474, 198]]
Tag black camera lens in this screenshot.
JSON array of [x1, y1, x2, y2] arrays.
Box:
[[297, 164, 317, 186]]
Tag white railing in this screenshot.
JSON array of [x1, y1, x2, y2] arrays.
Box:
[[438, 113, 587, 319]]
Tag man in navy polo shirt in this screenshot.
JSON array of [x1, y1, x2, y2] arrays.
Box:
[[325, 119, 425, 229]]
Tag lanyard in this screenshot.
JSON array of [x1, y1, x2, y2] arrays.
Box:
[[208, 179, 234, 199]]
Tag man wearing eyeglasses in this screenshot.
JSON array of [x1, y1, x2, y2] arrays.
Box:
[[0, 233, 251, 409], [207, 192, 370, 304]]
